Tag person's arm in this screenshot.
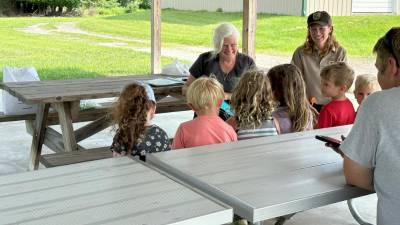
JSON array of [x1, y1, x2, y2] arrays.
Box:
[[171, 125, 185, 150], [291, 47, 303, 70], [271, 116, 282, 134], [339, 47, 348, 63], [343, 155, 374, 191], [226, 117, 237, 131], [316, 107, 332, 128], [182, 75, 196, 96]]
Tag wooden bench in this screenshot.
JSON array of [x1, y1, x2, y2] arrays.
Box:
[[39, 147, 113, 168], [40, 137, 174, 168]]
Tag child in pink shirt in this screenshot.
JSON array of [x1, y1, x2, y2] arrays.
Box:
[[172, 77, 237, 149]]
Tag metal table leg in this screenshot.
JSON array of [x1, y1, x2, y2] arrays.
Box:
[[274, 213, 296, 225], [347, 199, 373, 225]]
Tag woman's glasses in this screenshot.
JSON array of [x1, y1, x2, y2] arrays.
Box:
[[383, 27, 400, 67]]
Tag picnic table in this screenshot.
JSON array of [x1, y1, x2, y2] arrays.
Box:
[[0, 75, 189, 170], [147, 125, 374, 224], [0, 157, 233, 225]]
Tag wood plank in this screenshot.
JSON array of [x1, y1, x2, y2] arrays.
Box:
[[25, 121, 85, 153], [52, 102, 77, 152], [1, 75, 183, 104], [151, 0, 162, 74], [74, 115, 112, 142], [29, 103, 50, 170], [39, 147, 112, 167], [243, 0, 257, 59]]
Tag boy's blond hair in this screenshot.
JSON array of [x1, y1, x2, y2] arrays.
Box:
[[354, 74, 381, 92], [187, 77, 224, 111], [320, 62, 355, 91]]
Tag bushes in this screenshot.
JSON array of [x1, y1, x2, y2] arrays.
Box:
[[0, 0, 151, 16], [13, 0, 80, 15]]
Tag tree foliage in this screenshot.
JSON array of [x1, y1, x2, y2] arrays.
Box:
[[0, 0, 151, 16]]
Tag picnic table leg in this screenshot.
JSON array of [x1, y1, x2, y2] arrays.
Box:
[[52, 102, 78, 152], [347, 199, 373, 225], [28, 103, 50, 170]]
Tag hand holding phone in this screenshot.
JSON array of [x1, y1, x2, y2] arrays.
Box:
[[315, 135, 344, 156]]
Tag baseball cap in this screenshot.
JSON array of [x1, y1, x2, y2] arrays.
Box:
[[139, 82, 156, 103], [307, 11, 332, 27]]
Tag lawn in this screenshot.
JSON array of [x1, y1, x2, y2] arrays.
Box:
[[0, 9, 399, 80]]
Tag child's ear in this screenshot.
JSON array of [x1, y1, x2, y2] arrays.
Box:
[[187, 103, 196, 111], [217, 99, 223, 107], [340, 84, 348, 92], [149, 104, 156, 120]]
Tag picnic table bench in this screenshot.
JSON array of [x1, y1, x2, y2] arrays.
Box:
[[0, 75, 189, 170]]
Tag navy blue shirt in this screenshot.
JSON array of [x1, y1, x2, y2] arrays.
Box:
[[189, 51, 256, 93]]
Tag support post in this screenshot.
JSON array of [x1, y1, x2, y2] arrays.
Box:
[[243, 0, 257, 60], [151, 0, 161, 74]]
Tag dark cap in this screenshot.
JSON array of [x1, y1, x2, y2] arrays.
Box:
[[307, 11, 332, 27]]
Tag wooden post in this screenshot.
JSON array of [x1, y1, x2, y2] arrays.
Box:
[[242, 0, 257, 60], [151, 0, 161, 74]]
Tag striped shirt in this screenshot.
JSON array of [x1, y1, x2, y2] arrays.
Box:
[[237, 120, 278, 140]]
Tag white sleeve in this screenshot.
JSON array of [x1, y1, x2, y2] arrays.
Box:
[[340, 98, 378, 168]]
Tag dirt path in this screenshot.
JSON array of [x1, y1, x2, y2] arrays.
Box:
[[20, 22, 377, 75]]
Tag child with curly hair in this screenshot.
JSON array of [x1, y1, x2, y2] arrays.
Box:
[[110, 82, 170, 161], [227, 70, 278, 140], [267, 64, 317, 134]]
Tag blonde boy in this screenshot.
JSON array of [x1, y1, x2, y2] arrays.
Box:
[[353, 74, 381, 107], [172, 77, 237, 149], [317, 62, 356, 128]]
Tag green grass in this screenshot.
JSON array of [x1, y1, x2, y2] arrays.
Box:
[[0, 9, 399, 80]]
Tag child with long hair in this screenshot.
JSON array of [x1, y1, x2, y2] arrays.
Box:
[[267, 64, 316, 134], [228, 70, 278, 140], [110, 82, 170, 161]]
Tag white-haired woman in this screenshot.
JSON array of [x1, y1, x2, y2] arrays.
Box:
[[291, 11, 347, 112], [184, 22, 256, 100]]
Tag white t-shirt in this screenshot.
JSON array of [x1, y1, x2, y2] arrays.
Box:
[[341, 87, 400, 225]]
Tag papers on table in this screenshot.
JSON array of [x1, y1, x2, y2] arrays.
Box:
[[144, 77, 186, 87]]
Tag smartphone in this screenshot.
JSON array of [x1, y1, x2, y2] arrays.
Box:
[[315, 135, 341, 147], [315, 135, 344, 156]]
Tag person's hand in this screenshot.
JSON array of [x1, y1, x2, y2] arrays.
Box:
[[325, 143, 344, 157], [112, 151, 127, 157]]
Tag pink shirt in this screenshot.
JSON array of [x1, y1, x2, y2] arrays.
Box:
[[172, 115, 237, 149]]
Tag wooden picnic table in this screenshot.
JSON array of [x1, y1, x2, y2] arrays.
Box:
[[0, 75, 189, 170], [147, 125, 374, 224], [0, 157, 233, 225]]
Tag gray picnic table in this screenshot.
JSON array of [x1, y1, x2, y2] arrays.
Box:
[[147, 125, 374, 225], [0, 157, 233, 225], [0, 75, 188, 170]]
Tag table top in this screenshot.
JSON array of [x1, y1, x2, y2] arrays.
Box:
[[0, 157, 232, 225], [0, 75, 184, 104], [147, 125, 372, 223]]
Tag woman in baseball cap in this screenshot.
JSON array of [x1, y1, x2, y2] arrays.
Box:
[[291, 11, 347, 112]]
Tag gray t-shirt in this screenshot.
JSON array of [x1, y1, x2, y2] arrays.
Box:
[[340, 87, 400, 225], [189, 51, 256, 93]]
